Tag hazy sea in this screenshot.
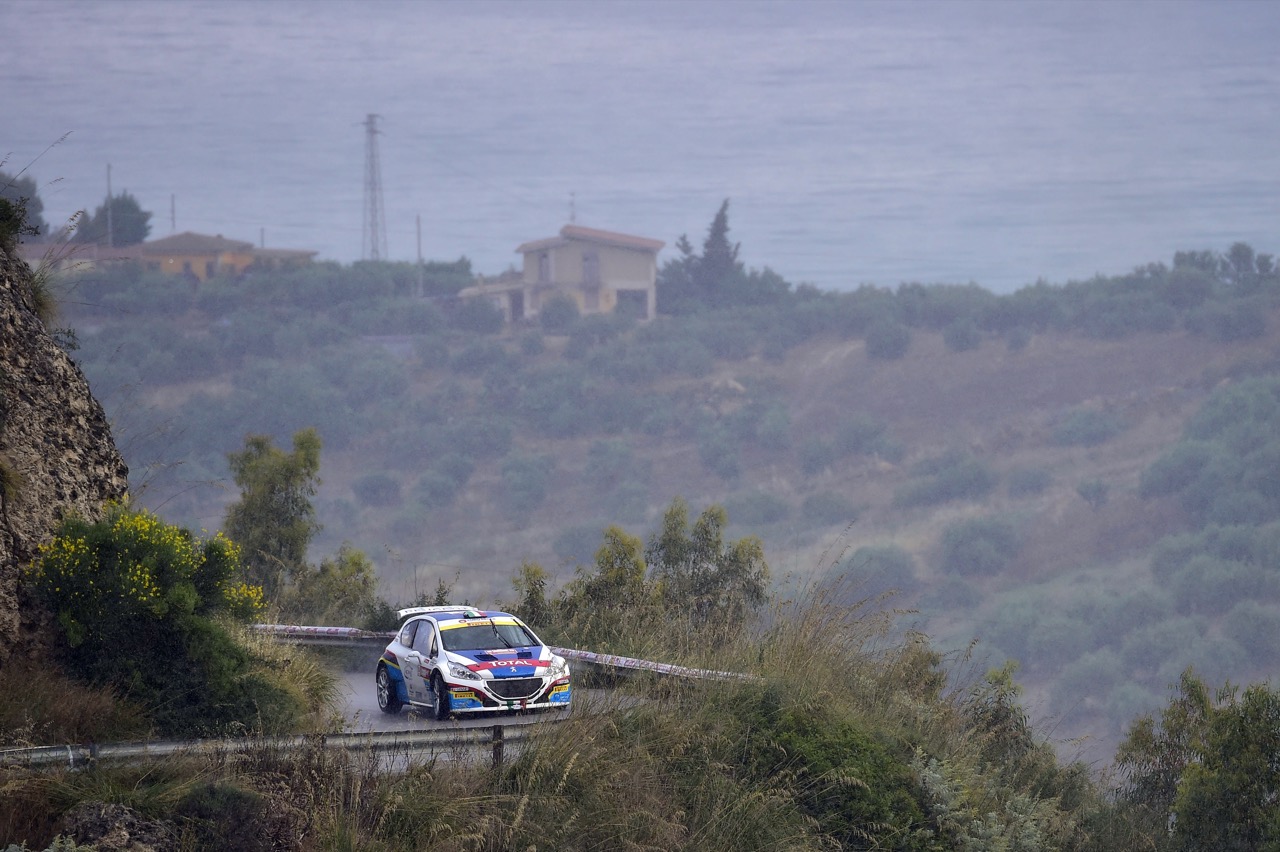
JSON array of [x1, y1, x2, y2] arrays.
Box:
[[3, 0, 1278, 293]]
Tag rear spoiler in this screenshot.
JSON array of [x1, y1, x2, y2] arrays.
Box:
[[396, 605, 486, 620]]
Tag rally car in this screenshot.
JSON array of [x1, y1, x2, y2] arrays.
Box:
[[375, 606, 571, 719]]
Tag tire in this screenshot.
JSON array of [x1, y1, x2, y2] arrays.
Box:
[[376, 665, 403, 714], [431, 672, 451, 721]]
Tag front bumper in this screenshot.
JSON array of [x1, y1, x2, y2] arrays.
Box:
[[445, 676, 571, 713]]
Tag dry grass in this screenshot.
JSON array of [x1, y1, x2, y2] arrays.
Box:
[[0, 663, 148, 748]]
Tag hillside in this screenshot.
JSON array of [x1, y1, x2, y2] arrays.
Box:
[[0, 241, 128, 664], [57, 250, 1280, 765]]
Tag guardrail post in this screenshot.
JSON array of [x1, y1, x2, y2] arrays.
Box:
[[491, 725, 504, 769]]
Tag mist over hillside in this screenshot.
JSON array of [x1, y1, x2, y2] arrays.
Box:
[[57, 238, 1280, 763]]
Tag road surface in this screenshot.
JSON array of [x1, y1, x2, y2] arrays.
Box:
[[335, 670, 580, 733]]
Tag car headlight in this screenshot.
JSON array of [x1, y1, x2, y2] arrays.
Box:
[[449, 662, 480, 681], [547, 656, 569, 679]]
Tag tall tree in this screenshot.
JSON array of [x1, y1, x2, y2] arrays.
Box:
[[697, 199, 743, 307], [286, 543, 378, 626], [646, 497, 769, 630], [1116, 669, 1280, 849], [74, 190, 152, 246], [0, 169, 49, 238], [656, 199, 789, 314], [223, 429, 322, 599]]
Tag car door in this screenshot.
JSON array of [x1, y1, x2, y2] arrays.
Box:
[[401, 618, 435, 704]]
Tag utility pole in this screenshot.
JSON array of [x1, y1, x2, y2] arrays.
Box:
[[105, 164, 114, 248], [362, 114, 387, 261], [416, 213, 424, 297]]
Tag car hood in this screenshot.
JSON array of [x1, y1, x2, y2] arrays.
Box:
[[447, 647, 555, 679]]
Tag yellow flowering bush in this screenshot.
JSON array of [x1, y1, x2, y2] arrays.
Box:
[[223, 581, 267, 621], [25, 503, 294, 736], [29, 503, 265, 647]]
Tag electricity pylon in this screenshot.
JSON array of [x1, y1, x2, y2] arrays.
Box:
[[363, 114, 388, 261]]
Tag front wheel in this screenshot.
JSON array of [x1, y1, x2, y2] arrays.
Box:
[[431, 673, 452, 721], [376, 665, 402, 714]]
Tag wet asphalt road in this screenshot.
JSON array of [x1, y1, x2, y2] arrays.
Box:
[[335, 669, 579, 733]]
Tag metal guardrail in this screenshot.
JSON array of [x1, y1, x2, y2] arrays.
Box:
[[0, 725, 531, 771], [0, 626, 753, 771], [250, 624, 751, 682]]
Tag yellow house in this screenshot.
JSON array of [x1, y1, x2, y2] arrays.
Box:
[[137, 232, 258, 281], [462, 224, 664, 324], [134, 231, 317, 282]]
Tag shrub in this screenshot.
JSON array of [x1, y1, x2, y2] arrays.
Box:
[[566, 313, 625, 357], [700, 317, 755, 360], [1050, 650, 1123, 708], [450, 339, 512, 374], [413, 470, 463, 510], [1007, 467, 1052, 497], [519, 330, 545, 355], [449, 296, 504, 334], [501, 454, 555, 516], [415, 334, 450, 368], [661, 337, 715, 377], [539, 293, 580, 332], [591, 342, 660, 385], [445, 415, 513, 458], [24, 504, 303, 736], [585, 439, 640, 493], [864, 317, 911, 360], [943, 318, 982, 352], [1224, 601, 1280, 665], [1006, 326, 1032, 352], [1077, 478, 1110, 510], [736, 698, 930, 847], [1028, 615, 1098, 670], [1170, 555, 1278, 616], [1052, 406, 1127, 447], [352, 473, 401, 507], [829, 544, 918, 602], [1139, 440, 1219, 500], [896, 452, 998, 507], [1155, 635, 1248, 686], [938, 515, 1021, 576], [1186, 298, 1268, 342], [319, 349, 410, 406]]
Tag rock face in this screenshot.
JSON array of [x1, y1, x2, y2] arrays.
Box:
[[60, 801, 178, 851], [0, 245, 129, 663]]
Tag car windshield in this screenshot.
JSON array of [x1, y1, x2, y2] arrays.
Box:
[[441, 622, 539, 652]]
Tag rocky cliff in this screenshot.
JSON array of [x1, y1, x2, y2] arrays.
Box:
[[0, 245, 128, 663]]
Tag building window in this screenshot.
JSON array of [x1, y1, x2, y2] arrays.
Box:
[[538, 252, 551, 284], [583, 250, 599, 285]]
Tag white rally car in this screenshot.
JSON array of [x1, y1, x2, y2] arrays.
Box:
[[375, 606, 571, 719]]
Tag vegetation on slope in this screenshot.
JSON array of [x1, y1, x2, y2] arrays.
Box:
[[8, 546, 1279, 849], [14, 187, 1273, 761]]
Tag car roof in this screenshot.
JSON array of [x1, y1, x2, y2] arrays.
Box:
[[396, 605, 515, 623]]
